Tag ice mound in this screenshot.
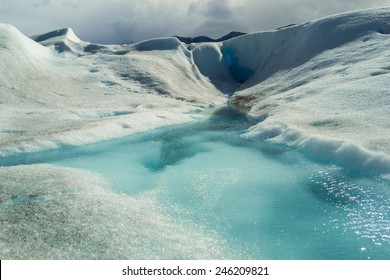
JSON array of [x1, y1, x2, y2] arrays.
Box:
[[32, 28, 81, 44], [0, 23, 52, 61], [0, 164, 229, 259], [0, 23, 58, 111], [134, 37, 183, 51], [32, 27, 86, 54]]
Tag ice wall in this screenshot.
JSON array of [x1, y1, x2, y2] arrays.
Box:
[[222, 8, 390, 87], [219, 8, 390, 173]]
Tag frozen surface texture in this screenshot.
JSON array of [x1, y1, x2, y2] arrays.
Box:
[[224, 8, 390, 173], [0, 23, 225, 157], [0, 164, 229, 259], [1, 7, 390, 259]]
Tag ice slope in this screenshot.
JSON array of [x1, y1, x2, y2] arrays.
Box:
[[0, 164, 229, 259], [0, 24, 225, 157], [222, 8, 390, 173], [31, 27, 86, 54]]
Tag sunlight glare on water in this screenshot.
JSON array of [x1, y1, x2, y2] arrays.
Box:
[[9, 107, 390, 259]]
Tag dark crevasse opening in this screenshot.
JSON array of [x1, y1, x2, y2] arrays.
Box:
[[221, 45, 255, 83], [32, 28, 69, 42], [53, 42, 72, 53]]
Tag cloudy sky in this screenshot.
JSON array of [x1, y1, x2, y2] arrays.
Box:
[[0, 0, 389, 43]]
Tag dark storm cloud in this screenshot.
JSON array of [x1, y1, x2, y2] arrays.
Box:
[[0, 0, 389, 43]]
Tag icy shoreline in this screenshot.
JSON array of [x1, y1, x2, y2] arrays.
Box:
[[0, 164, 230, 259]]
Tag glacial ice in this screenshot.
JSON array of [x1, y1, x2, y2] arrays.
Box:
[[1, 108, 389, 259], [226, 8, 390, 174], [0, 7, 390, 259], [0, 164, 230, 259]]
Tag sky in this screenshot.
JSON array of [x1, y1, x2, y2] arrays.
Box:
[[0, 0, 389, 43]]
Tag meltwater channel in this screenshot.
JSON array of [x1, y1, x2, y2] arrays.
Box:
[[2, 107, 389, 259]]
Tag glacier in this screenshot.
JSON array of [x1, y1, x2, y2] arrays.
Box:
[[0, 7, 389, 259]]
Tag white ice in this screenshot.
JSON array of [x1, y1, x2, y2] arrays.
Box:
[[0, 164, 229, 259], [224, 8, 390, 173]]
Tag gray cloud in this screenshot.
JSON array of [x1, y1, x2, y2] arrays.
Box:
[[241, 0, 390, 31], [183, 0, 245, 38], [0, 0, 389, 43], [201, 0, 234, 19]]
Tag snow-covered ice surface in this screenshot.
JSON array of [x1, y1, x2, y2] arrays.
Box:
[[225, 8, 390, 173], [0, 24, 226, 157], [0, 8, 389, 259], [0, 164, 229, 259]]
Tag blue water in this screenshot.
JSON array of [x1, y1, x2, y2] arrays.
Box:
[[3, 107, 389, 259]]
